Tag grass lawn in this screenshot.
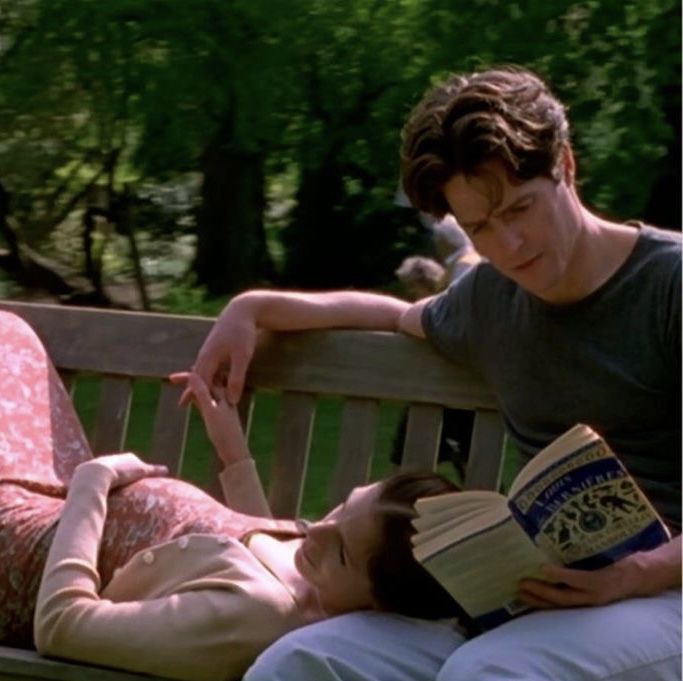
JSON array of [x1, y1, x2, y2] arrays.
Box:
[[72, 376, 519, 519]]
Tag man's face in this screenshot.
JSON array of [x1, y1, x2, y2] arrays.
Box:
[[443, 159, 580, 302]]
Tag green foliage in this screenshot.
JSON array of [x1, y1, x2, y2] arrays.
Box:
[[0, 0, 679, 298], [160, 280, 230, 317]]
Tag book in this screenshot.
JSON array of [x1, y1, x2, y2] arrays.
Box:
[[411, 423, 671, 631]]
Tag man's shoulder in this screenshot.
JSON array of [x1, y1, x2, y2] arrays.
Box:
[[634, 225, 681, 277], [637, 224, 682, 250]]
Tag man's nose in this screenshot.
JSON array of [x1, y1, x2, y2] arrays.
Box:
[[493, 220, 524, 254]]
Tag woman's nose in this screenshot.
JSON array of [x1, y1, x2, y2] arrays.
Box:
[[306, 520, 334, 544]]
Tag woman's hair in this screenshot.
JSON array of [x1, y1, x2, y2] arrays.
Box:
[[400, 66, 570, 218], [367, 471, 475, 630]]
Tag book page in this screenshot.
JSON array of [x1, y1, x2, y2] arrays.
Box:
[[412, 495, 510, 559], [418, 515, 551, 624], [412, 491, 504, 532]]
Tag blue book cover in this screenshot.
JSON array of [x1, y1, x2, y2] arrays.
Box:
[[412, 424, 671, 632]]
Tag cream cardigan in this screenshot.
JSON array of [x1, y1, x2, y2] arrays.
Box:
[[34, 460, 317, 681]]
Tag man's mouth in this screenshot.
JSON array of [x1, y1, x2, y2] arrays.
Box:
[[511, 254, 541, 272]]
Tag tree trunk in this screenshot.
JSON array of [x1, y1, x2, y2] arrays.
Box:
[[193, 129, 273, 295], [281, 161, 348, 288]]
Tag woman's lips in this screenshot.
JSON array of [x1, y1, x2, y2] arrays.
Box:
[[298, 539, 315, 569]]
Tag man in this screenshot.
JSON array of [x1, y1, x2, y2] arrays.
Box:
[[191, 67, 681, 681]]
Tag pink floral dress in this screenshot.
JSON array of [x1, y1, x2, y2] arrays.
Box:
[[0, 311, 291, 646]]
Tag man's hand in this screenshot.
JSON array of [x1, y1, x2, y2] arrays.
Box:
[[78, 453, 168, 489], [184, 298, 258, 406], [171, 372, 251, 466], [183, 289, 412, 406], [519, 537, 681, 609]]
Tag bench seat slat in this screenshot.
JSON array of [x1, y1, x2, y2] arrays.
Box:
[[0, 644, 170, 681]]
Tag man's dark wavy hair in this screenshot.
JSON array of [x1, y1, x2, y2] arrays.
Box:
[[401, 66, 570, 218]]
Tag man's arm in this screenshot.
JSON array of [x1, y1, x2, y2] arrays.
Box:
[[191, 290, 421, 404], [519, 535, 682, 609], [398, 296, 431, 339]]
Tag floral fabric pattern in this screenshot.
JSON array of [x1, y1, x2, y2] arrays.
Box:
[[0, 312, 288, 646]]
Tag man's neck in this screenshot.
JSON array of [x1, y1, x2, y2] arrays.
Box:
[[543, 210, 639, 305]]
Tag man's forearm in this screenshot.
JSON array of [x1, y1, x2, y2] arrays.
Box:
[[227, 290, 410, 332]]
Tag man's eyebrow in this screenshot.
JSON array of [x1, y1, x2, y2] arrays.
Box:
[[496, 192, 534, 214]]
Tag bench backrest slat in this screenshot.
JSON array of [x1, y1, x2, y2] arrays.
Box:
[[329, 397, 379, 506], [400, 404, 443, 470], [92, 376, 133, 454], [466, 409, 506, 490], [149, 382, 190, 474], [58, 369, 75, 396], [268, 391, 317, 517]]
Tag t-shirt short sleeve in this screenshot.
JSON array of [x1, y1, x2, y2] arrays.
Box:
[[421, 268, 477, 365]]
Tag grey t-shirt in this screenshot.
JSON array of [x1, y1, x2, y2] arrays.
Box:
[[423, 224, 682, 529]]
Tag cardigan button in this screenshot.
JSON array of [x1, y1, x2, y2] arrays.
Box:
[[142, 550, 155, 565], [178, 536, 189, 550]]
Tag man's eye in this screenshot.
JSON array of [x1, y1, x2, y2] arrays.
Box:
[[510, 202, 531, 214]]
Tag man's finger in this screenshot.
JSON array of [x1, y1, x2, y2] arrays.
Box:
[[519, 578, 588, 608], [225, 352, 252, 406], [178, 386, 194, 408], [188, 373, 215, 408], [192, 354, 219, 388], [226, 360, 248, 405], [516, 590, 556, 609]]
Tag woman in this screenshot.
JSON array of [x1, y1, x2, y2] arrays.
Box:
[[0, 311, 462, 681]]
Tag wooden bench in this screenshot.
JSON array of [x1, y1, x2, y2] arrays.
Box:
[[0, 300, 505, 681]]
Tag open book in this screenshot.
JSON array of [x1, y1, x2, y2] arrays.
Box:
[[412, 424, 671, 631]]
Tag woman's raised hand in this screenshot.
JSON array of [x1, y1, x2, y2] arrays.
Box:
[[170, 371, 252, 466], [79, 453, 169, 489]]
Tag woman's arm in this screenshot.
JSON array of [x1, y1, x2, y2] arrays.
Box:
[[171, 372, 271, 516], [34, 455, 289, 681]]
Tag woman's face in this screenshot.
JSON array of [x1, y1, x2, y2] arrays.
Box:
[[294, 482, 383, 615]]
